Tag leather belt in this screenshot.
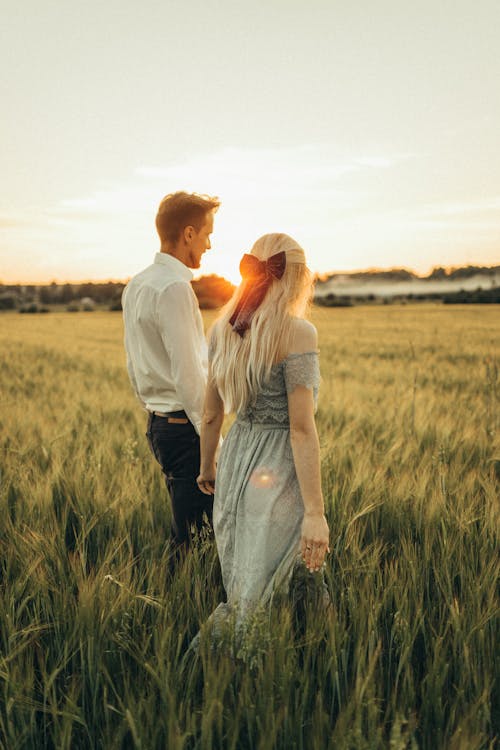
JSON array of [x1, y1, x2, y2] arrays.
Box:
[[151, 410, 189, 424]]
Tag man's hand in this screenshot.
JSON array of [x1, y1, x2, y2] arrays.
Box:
[[197, 466, 216, 495]]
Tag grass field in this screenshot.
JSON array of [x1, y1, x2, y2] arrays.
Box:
[[0, 305, 498, 749]]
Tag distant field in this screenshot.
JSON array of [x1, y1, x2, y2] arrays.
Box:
[[0, 305, 498, 749]]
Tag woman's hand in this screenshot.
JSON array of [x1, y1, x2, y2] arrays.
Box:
[[197, 465, 216, 495], [301, 512, 330, 572]]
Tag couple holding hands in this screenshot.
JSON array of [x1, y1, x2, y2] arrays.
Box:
[[122, 191, 330, 637]]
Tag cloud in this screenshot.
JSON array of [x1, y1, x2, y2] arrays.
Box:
[[2, 145, 499, 281], [56, 145, 405, 219], [0, 219, 18, 229], [26, 144, 406, 279], [419, 197, 500, 217], [0, 214, 30, 229]]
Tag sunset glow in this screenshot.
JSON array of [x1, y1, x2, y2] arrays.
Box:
[[1, 1, 499, 284]]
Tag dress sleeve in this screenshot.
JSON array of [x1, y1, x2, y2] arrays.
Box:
[[284, 351, 321, 405]]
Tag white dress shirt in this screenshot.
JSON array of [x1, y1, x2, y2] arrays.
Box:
[[122, 252, 208, 434]]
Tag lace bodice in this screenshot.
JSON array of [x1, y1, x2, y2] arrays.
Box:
[[237, 351, 320, 427]]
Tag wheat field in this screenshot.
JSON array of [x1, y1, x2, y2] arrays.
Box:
[[0, 305, 498, 749]]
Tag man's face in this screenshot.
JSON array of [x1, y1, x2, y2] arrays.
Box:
[[187, 211, 214, 269]]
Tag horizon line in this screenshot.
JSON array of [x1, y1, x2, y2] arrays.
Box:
[[2, 261, 499, 287]]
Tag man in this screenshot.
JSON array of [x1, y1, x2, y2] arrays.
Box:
[[122, 191, 220, 553]]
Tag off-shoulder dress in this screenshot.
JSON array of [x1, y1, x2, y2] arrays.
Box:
[[208, 350, 321, 630]]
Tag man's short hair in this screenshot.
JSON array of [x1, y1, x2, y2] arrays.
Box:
[[155, 192, 220, 245]]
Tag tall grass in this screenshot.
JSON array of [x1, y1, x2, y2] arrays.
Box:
[[0, 305, 498, 749]]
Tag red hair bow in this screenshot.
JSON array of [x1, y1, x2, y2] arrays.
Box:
[[239, 251, 286, 281], [229, 251, 287, 337]]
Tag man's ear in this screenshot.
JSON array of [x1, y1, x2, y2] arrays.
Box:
[[183, 225, 194, 244]]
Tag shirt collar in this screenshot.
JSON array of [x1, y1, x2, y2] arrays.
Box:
[[154, 252, 193, 281]]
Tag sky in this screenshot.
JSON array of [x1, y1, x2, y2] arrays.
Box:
[[1, 0, 499, 285]]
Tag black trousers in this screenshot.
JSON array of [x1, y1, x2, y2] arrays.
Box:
[[146, 411, 214, 546]]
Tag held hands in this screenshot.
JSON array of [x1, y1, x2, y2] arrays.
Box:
[[197, 465, 216, 495], [301, 512, 330, 572]]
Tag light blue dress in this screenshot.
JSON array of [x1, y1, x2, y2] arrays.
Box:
[[209, 351, 321, 633]]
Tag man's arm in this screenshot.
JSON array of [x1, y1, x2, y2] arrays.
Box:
[[122, 285, 147, 409], [157, 282, 207, 433], [197, 365, 224, 495], [125, 350, 147, 409]]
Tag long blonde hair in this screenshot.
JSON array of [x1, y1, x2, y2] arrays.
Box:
[[210, 234, 313, 413]]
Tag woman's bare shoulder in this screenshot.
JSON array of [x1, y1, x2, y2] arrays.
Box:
[[288, 318, 318, 355]]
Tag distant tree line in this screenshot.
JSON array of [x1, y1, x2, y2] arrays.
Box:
[[2, 264, 499, 313], [191, 275, 235, 309], [441, 287, 500, 304], [427, 264, 500, 281], [321, 264, 500, 284], [316, 287, 500, 307], [315, 264, 500, 307], [0, 275, 235, 313]]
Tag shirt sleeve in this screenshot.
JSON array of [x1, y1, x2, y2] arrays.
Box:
[[157, 282, 207, 434], [125, 350, 147, 408], [122, 285, 146, 409]]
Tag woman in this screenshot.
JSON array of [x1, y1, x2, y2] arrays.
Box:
[[197, 233, 329, 633]]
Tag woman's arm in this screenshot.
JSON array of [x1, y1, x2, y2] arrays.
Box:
[[289, 385, 330, 572], [287, 319, 329, 572], [197, 365, 224, 495]]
